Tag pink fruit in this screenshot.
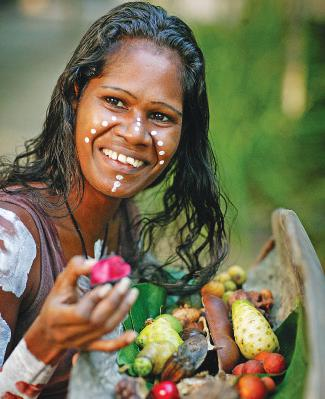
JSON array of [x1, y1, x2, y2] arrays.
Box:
[[243, 360, 265, 374], [90, 255, 131, 285], [149, 381, 180, 399], [232, 363, 245, 375]]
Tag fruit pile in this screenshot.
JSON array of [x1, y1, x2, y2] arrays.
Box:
[[101, 261, 288, 399]]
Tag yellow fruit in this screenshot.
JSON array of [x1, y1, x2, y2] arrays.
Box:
[[228, 265, 247, 286], [223, 280, 237, 292], [201, 281, 225, 297], [215, 272, 231, 283]]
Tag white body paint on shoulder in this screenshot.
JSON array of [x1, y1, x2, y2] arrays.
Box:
[[0, 315, 11, 366], [0, 208, 36, 297]]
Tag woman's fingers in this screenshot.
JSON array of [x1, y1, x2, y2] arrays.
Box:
[[74, 284, 112, 319], [83, 330, 138, 352], [89, 278, 132, 325], [56, 256, 96, 290], [103, 288, 139, 331]]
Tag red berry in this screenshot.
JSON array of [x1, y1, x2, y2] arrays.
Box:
[[237, 375, 267, 399], [243, 360, 265, 374], [90, 255, 131, 285], [263, 353, 286, 374], [254, 351, 271, 363], [261, 376, 276, 393], [149, 381, 180, 399], [232, 363, 245, 375]]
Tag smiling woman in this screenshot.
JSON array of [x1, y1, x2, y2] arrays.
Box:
[[0, 1, 228, 398]]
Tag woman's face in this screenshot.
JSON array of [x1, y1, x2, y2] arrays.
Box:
[[74, 39, 183, 198]]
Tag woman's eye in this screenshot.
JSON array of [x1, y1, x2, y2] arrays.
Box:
[[106, 97, 125, 108], [150, 112, 170, 122]]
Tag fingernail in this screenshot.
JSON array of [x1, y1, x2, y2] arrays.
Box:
[[126, 288, 139, 304], [97, 283, 112, 298], [116, 277, 131, 294], [84, 259, 97, 267]]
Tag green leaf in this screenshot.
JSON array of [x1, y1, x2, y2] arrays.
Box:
[[271, 304, 308, 398], [118, 283, 167, 367]]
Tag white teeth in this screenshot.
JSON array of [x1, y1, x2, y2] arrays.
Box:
[[118, 154, 127, 163], [102, 149, 144, 168], [126, 156, 135, 166]]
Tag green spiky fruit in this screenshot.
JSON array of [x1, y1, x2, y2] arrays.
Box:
[[136, 318, 183, 349], [232, 300, 279, 359]]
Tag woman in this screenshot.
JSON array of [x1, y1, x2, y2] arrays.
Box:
[[0, 2, 228, 397]]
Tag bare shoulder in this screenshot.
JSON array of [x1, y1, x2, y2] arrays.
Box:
[[0, 200, 41, 300]]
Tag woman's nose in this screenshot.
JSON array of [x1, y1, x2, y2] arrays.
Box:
[[116, 117, 151, 145]]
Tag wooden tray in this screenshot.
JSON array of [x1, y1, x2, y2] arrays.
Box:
[[244, 208, 325, 399]]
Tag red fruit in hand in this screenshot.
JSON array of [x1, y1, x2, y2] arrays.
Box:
[[237, 375, 267, 399], [233, 363, 245, 375], [261, 376, 276, 393], [263, 353, 286, 374], [149, 381, 180, 399], [243, 360, 265, 374], [90, 255, 131, 285]]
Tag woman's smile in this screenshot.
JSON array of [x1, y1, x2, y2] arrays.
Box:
[[75, 38, 183, 198]]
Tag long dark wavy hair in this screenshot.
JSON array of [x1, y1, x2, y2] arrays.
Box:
[[0, 1, 229, 294]]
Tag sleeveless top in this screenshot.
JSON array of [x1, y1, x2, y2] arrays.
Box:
[[0, 190, 139, 398]]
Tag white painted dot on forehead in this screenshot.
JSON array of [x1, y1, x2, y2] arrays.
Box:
[[136, 121, 141, 126], [150, 131, 157, 136], [136, 117, 141, 122], [159, 160, 165, 165], [112, 116, 117, 121], [116, 175, 124, 180], [157, 140, 164, 146], [90, 128, 96, 134], [159, 150, 165, 156], [84, 137, 90, 143], [135, 126, 140, 132], [101, 120, 109, 127]]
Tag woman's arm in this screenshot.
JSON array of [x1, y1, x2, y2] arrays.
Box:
[[0, 206, 138, 397]]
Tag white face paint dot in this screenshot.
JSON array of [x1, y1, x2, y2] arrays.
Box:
[[112, 187, 117, 192], [116, 175, 124, 180], [159, 150, 165, 156], [136, 117, 141, 122], [157, 140, 164, 146], [159, 160, 165, 165], [112, 116, 117, 121], [84, 137, 90, 143], [90, 128, 96, 134], [135, 126, 140, 132], [151, 131, 157, 136], [101, 120, 108, 127], [136, 121, 141, 126], [113, 181, 121, 188]]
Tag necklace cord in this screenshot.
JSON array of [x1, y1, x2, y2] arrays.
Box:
[[65, 200, 109, 260]]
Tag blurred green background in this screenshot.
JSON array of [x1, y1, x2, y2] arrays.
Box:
[[0, 0, 324, 267]]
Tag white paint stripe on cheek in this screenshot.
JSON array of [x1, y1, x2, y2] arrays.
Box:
[[0, 208, 36, 297], [0, 315, 11, 366]]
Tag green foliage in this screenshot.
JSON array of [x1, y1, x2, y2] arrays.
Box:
[[272, 304, 308, 398]]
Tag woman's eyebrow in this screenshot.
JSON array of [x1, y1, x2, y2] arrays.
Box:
[[150, 101, 183, 117], [101, 85, 137, 99]]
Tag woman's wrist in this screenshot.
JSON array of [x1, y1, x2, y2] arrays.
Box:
[[25, 316, 65, 366]]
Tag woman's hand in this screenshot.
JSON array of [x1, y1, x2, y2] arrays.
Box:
[[25, 256, 138, 365]]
